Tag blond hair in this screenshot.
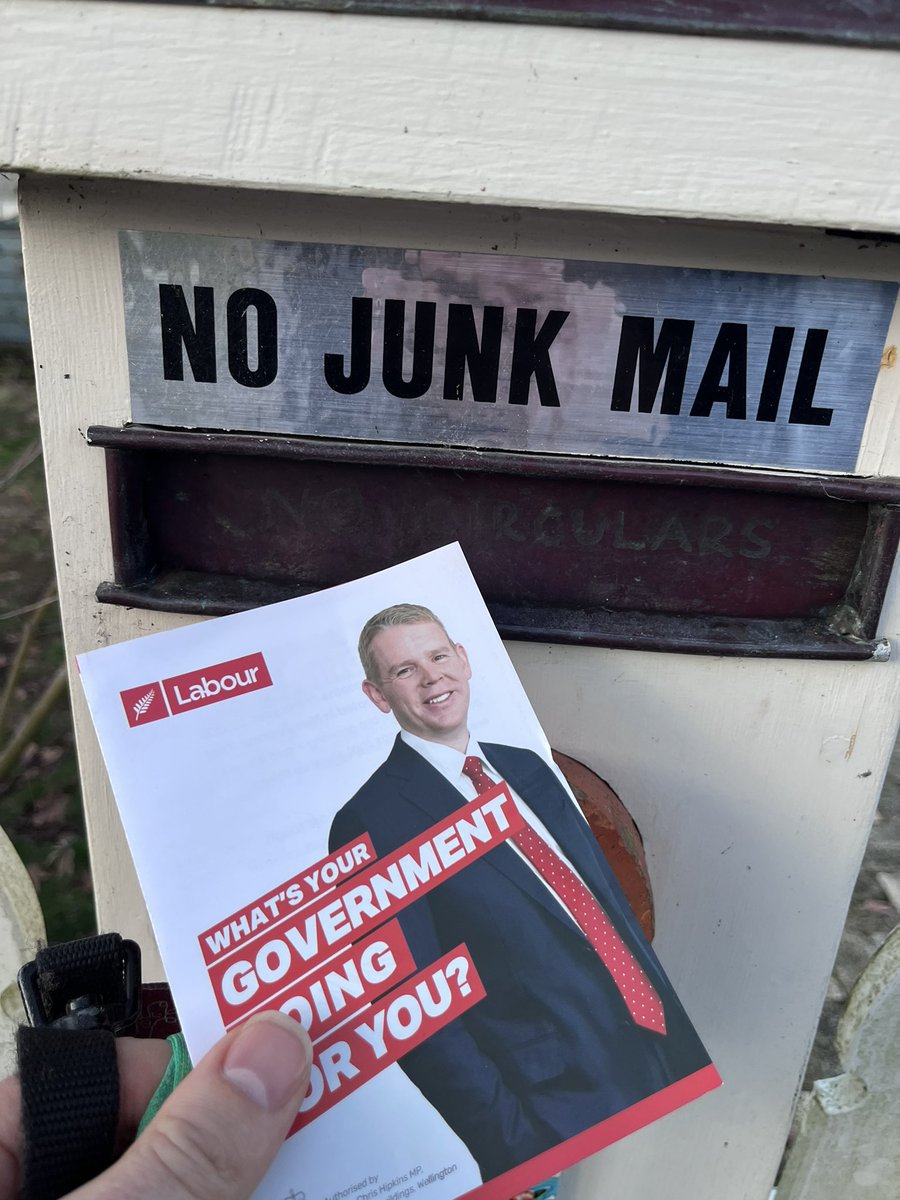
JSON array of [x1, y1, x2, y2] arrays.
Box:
[[358, 604, 452, 682]]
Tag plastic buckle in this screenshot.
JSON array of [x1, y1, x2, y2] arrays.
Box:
[[18, 938, 142, 1033]]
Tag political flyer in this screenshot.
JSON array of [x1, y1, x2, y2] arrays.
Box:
[[77, 544, 720, 1200]]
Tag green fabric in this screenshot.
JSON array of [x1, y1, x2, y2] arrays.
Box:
[[136, 1033, 193, 1135]]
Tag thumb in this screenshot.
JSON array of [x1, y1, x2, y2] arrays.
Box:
[[74, 1012, 312, 1200]]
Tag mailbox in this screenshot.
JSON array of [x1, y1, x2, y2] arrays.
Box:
[[4, 3, 900, 1200]]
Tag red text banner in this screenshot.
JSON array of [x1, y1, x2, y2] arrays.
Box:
[[199, 835, 376, 966], [290, 946, 484, 1134], [162, 651, 272, 716], [222, 920, 416, 1040], [207, 784, 521, 1016]]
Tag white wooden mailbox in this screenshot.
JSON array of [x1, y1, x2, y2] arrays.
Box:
[[3, 3, 899, 1199]]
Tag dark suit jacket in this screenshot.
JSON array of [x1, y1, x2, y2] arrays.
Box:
[[329, 737, 709, 1181]]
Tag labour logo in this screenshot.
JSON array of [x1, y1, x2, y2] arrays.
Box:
[[162, 652, 272, 715], [120, 682, 170, 727], [120, 653, 271, 728]]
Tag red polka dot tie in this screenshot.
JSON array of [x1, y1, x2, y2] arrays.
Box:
[[463, 755, 666, 1035]]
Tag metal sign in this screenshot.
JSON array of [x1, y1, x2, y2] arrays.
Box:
[[119, 231, 896, 472]]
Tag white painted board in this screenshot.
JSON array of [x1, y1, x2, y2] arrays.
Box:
[[3, 2, 900, 233]]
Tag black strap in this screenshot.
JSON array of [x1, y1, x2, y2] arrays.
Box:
[[19, 934, 139, 1031], [16, 934, 141, 1200], [16, 1025, 119, 1199]]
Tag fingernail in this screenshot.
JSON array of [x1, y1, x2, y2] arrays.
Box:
[[223, 1012, 312, 1111]]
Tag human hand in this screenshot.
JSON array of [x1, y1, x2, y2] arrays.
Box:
[[0, 1011, 312, 1200]]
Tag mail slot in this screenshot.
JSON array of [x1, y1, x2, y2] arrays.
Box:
[[88, 424, 899, 660]]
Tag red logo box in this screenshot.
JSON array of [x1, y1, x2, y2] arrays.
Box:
[[120, 683, 170, 727], [162, 652, 272, 715]]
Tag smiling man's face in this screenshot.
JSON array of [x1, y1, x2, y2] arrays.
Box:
[[362, 621, 472, 750]]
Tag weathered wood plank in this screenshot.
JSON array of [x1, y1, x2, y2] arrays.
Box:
[[3, 2, 900, 231]]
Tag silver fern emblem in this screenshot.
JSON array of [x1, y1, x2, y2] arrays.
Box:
[[133, 688, 156, 720]]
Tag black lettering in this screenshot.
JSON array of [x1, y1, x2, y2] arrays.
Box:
[[226, 288, 278, 388], [739, 517, 773, 559], [789, 329, 832, 426], [610, 316, 694, 414], [613, 512, 645, 551], [755, 326, 794, 422], [698, 515, 734, 557], [649, 514, 692, 553], [508, 309, 569, 406], [690, 323, 747, 419], [382, 300, 436, 400], [442, 304, 504, 403], [159, 284, 216, 383], [571, 510, 608, 547], [324, 297, 373, 395]]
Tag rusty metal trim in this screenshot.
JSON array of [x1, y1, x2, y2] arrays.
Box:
[[840, 506, 900, 640], [86, 426, 900, 505], [110, 1, 900, 53], [87, 425, 899, 661], [95, 575, 886, 660]]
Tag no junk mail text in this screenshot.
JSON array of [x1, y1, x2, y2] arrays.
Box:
[[160, 285, 838, 426]]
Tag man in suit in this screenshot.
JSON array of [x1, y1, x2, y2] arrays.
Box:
[[329, 605, 710, 1183]]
